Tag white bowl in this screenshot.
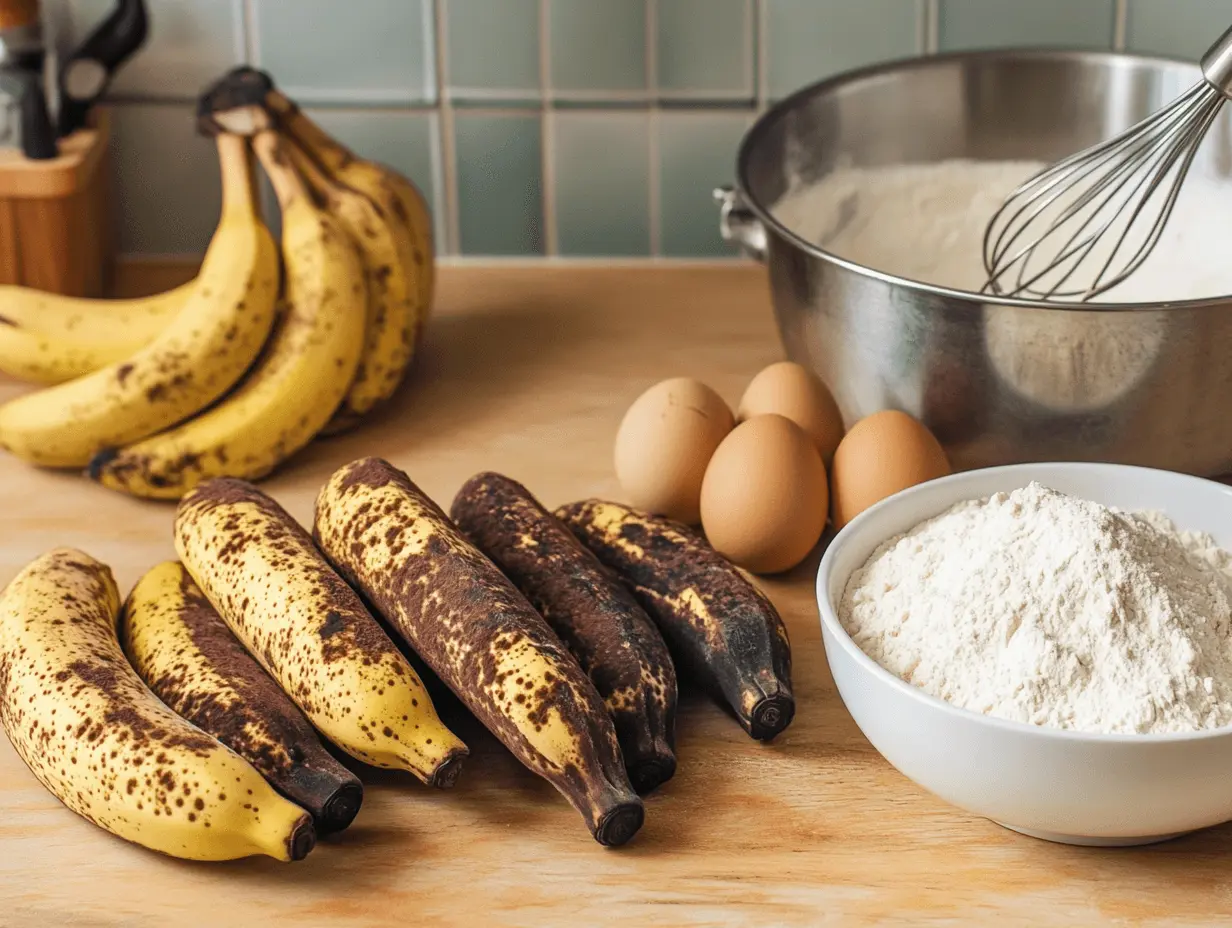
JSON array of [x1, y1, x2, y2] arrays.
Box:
[[816, 462, 1232, 846]]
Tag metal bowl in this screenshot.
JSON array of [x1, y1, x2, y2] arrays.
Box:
[[718, 49, 1232, 474]]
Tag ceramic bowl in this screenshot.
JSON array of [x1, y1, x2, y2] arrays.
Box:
[[816, 462, 1232, 846]]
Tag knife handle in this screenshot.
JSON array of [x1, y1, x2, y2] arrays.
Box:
[[58, 0, 147, 137]]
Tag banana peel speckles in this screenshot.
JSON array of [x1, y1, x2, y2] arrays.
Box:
[[451, 472, 678, 795], [0, 548, 316, 862], [314, 458, 644, 847], [175, 478, 468, 786], [555, 500, 795, 742], [120, 561, 364, 833]]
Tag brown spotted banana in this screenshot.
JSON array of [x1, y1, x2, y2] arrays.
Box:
[[0, 548, 316, 861], [175, 477, 468, 785]]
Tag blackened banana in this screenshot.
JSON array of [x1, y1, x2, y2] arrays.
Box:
[[451, 472, 678, 794], [556, 500, 795, 741]]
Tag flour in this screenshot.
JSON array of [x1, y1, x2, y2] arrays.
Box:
[[772, 158, 1232, 303], [838, 483, 1232, 734]]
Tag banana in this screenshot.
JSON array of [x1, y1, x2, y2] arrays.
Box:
[[120, 562, 364, 833], [0, 548, 316, 861], [284, 130, 420, 430], [0, 134, 279, 469], [87, 131, 367, 499], [0, 283, 192, 385], [175, 477, 469, 785], [269, 90, 434, 347], [314, 458, 644, 847]]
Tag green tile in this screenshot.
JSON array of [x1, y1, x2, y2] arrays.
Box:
[[657, 0, 752, 100], [766, 0, 919, 101], [553, 112, 650, 256], [658, 112, 752, 257], [1127, 0, 1229, 59], [109, 104, 221, 255], [63, 0, 243, 99], [938, 0, 1115, 51], [549, 0, 647, 98], [253, 0, 435, 103], [454, 113, 545, 255], [445, 0, 541, 101]]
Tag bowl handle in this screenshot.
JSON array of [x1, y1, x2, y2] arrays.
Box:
[[714, 185, 766, 262]]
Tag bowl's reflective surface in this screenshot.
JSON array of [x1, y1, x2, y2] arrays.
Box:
[[730, 50, 1232, 474]]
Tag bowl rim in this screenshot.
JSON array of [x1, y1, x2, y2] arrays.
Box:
[[737, 47, 1232, 313], [815, 461, 1232, 744]]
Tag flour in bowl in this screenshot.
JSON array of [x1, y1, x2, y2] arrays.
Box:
[[839, 482, 1232, 734], [772, 159, 1232, 302]]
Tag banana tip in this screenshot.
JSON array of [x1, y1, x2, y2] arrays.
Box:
[[428, 748, 468, 789], [287, 814, 317, 862], [628, 753, 677, 796], [320, 782, 364, 834], [85, 447, 118, 482], [749, 692, 796, 741], [594, 802, 644, 848]]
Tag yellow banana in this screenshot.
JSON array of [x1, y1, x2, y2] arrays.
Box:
[[120, 562, 364, 833], [88, 131, 367, 499], [175, 477, 469, 785], [0, 548, 315, 861], [0, 134, 279, 469], [0, 283, 192, 385], [284, 132, 419, 430]]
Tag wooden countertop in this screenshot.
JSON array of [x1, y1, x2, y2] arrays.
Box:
[[1, 264, 1230, 927]]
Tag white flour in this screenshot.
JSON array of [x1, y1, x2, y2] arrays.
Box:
[[839, 483, 1232, 734], [772, 159, 1232, 303]]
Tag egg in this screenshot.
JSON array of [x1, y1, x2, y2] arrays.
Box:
[[738, 361, 845, 465], [829, 410, 951, 530], [700, 414, 829, 574], [614, 377, 734, 524]]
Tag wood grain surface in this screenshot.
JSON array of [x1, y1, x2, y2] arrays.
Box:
[[2, 265, 1231, 927]]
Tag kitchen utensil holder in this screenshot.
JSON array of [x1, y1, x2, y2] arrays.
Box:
[[0, 111, 112, 296]]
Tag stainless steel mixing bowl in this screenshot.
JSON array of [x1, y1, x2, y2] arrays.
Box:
[[718, 49, 1232, 474]]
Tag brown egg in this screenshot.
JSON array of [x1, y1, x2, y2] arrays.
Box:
[[700, 414, 829, 574], [614, 377, 734, 524], [830, 410, 951, 530], [738, 361, 845, 465]]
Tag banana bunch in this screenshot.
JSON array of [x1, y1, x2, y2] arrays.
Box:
[[0, 69, 434, 498]]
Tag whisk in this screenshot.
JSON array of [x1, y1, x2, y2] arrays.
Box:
[[982, 24, 1232, 302]]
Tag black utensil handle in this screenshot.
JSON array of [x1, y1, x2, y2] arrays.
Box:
[[57, 0, 147, 136], [17, 71, 55, 159]]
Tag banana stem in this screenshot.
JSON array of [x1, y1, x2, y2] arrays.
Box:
[[252, 130, 312, 212], [217, 134, 258, 220], [268, 90, 352, 174], [282, 136, 336, 200]]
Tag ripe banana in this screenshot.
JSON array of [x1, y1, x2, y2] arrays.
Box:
[[314, 458, 644, 847], [87, 131, 367, 499], [268, 90, 433, 352], [175, 477, 469, 785], [0, 548, 316, 861], [285, 131, 420, 429], [0, 134, 279, 468], [120, 561, 364, 833], [0, 283, 192, 385]]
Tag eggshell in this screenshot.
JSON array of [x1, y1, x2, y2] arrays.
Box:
[[738, 361, 845, 465], [829, 410, 951, 530], [700, 414, 829, 574], [614, 377, 734, 524]]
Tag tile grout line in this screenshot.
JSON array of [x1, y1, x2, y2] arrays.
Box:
[[741, 0, 754, 101], [924, 0, 939, 54], [239, 0, 256, 63], [432, 0, 462, 255], [755, 0, 769, 113], [647, 0, 661, 258], [1113, 0, 1128, 50], [540, 0, 559, 256]]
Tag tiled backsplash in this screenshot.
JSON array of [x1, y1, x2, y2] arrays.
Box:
[[58, 0, 1227, 259]]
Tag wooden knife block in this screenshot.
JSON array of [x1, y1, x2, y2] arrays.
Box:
[[0, 112, 113, 297]]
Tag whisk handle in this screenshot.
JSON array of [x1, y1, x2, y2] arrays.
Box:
[[1200, 23, 1232, 97]]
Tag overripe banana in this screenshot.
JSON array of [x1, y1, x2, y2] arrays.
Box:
[[451, 473, 679, 795], [0, 134, 279, 468], [556, 500, 796, 742], [0, 282, 192, 385], [314, 458, 644, 847], [284, 130, 420, 430], [88, 131, 367, 499], [0, 548, 316, 861], [175, 477, 469, 785], [120, 561, 364, 833]]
